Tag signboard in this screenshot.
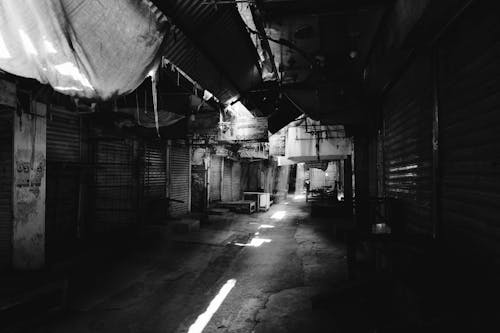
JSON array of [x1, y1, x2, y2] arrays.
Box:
[[238, 142, 269, 159], [215, 145, 229, 157], [188, 111, 219, 138], [269, 128, 286, 156], [219, 117, 268, 142]]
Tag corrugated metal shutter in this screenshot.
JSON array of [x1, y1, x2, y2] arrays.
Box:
[[0, 109, 13, 268], [169, 144, 190, 217], [222, 158, 232, 201], [143, 141, 166, 199], [209, 156, 221, 202], [231, 161, 241, 201], [93, 139, 138, 231], [383, 54, 433, 234], [438, 2, 500, 253], [46, 107, 81, 258]]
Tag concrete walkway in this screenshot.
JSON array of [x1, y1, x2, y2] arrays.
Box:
[[33, 199, 349, 333]]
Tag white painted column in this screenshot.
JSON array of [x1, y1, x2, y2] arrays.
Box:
[[12, 102, 47, 270]]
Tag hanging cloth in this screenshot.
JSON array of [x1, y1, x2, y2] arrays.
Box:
[[0, 0, 169, 100]]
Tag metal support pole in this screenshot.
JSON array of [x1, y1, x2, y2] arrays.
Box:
[[431, 47, 442, 241]]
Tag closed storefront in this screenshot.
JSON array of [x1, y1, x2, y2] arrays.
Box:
[[92, 139, 138, 231], [0, 109, 13, 268], [383, 54, 433, 234], [191, 165, 207, 212], [438, 1, 500, 254], [169, 143, 190, 217], [141, 140, 167, 223], [231, 161, 242, 201], [46, 107, 82, 258], [209, 155, 222, 203], [222, 158, 232, 202], [142, 141, 166, 200]]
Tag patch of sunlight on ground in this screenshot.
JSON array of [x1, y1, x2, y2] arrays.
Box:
[[258, 224, 275, 229], [271, 211, 286, 220], [188, 279, 237, 333], [233, 238, 272, 248]]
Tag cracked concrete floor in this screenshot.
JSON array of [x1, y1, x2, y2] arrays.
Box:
[[34, 200, 349, 333]]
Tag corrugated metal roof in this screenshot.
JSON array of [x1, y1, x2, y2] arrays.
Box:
[[153, 0, 262, 104], [163, 27, 237, 102]]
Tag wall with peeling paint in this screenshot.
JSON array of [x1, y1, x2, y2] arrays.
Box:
[[0, 108, 14, 269], [12, 103, 46, 270]]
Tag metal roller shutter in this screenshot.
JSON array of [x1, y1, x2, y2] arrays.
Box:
[[0, 109, 13, 268], [46, 107, 81, 258], [231, 161, 241, 201], [383, 54, 433, 234], [169, 144, 190, 217], [438, 2, 500, 253], [93, 139, 138, 231], [143, 141, 166, 199], [222, 158, 232, 202], [209, 156, 221, 202]]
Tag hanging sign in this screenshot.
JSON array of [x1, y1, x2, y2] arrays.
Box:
[[238, 142, 269, 159], [219, 117, 268, 142], [269, 128, 286, 156]]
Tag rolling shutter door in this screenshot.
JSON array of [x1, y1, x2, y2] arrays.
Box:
[[383, 55, 433, 234], [209, 156, 221, 202], [46, 107, 81, 258], [438, 2, 500, 253], [93, 139, 137, 231], [0, 110, 13, 268], [231, 161, 241, 200], [143, 141, 166, 200], [169, 144, 190, 217], [222, 159, 232, 202]]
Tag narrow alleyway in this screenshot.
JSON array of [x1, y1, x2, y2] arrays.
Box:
[[33, 200, 348, 333]]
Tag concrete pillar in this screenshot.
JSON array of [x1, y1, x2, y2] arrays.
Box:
[[12, 103, 47, 270]]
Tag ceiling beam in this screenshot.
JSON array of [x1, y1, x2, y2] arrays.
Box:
[[260, 0, 394, 17]]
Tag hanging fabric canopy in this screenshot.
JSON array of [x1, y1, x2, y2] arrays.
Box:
[[0, 0, 169, 100]]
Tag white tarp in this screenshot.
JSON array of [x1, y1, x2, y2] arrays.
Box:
[[0, 0, 169, 100]]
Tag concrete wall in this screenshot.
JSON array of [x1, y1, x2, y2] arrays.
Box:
[[12, 103, 47, 270]]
